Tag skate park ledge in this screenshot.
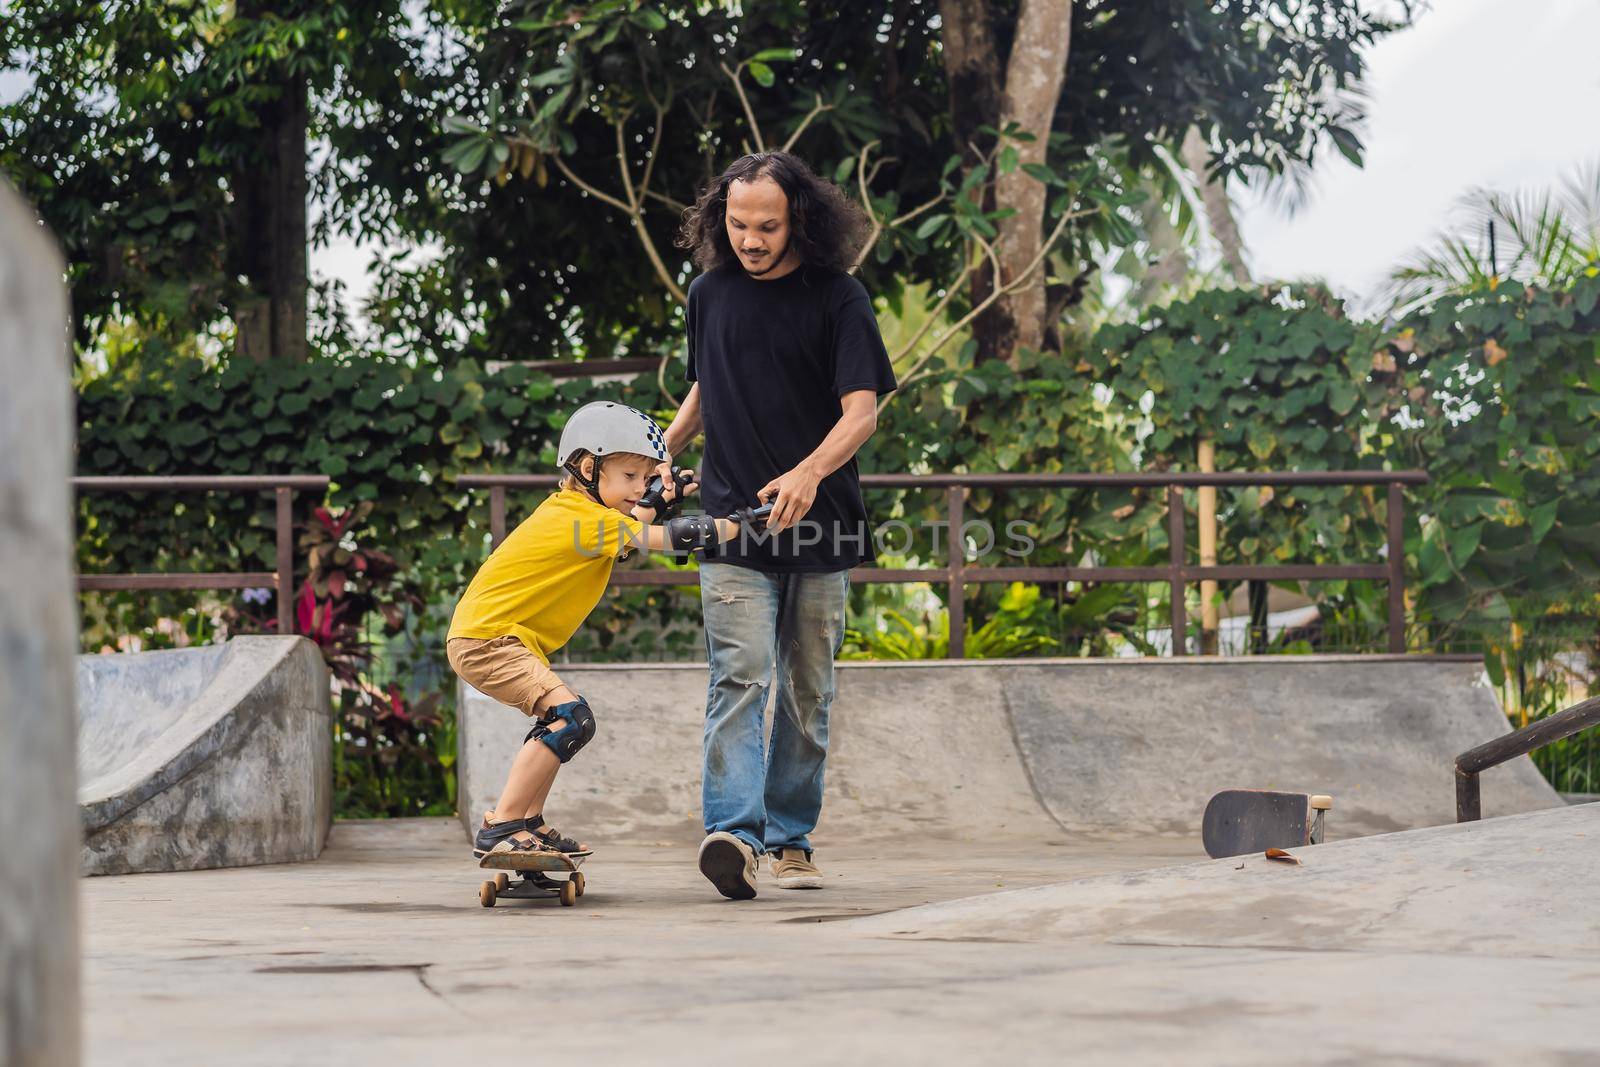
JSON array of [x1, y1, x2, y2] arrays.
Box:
[[77, 635, 333, 876], [457, 653, 1558, 847]]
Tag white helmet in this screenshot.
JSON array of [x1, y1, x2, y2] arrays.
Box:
[[557, 402, 668, 499]]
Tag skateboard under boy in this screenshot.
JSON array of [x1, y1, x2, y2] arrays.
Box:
[[477, 850, 587, 908], [1201, 789, 1332, 859]]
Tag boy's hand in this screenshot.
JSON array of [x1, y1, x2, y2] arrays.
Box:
[[665, 467, 698, 504], [641, 465, 698, 522], [652, 461, 694, 496]]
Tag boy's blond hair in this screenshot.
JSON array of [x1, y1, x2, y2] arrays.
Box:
[[560, 449, 660, 494]]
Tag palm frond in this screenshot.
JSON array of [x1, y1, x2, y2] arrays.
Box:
[[1380, 158, 1600, 313], [1248, 79, 1376, 220], [1557, 158, 1600, 258]]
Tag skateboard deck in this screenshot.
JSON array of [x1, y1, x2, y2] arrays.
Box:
[[478, 850, 585, 874], [1202, 789, 1331, 859], [477, 851, 587, 908]]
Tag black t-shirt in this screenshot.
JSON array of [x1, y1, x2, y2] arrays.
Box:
[[685, 261, 897, 572]]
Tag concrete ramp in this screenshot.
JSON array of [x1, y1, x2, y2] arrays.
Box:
[[458, 656, 1560, 844], [1003, 657, 1558, 836], [850, 801, 1600, 957], [78, 636, 332, 875]]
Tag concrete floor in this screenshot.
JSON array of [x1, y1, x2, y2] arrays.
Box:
[[82, 814, 1600, 1066]]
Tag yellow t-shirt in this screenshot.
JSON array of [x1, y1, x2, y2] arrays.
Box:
[[447, 488, 646, 661]]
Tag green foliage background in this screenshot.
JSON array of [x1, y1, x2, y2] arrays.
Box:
[[74, 271, 1600, 805]]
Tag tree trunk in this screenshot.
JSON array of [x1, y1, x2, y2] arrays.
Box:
[[1132, 175, 1191, 309], [936, 0, 1007, 364], [992, 0, 1072, 362], [232, 55, 309, 363], [1180, 126, 1251, 286]]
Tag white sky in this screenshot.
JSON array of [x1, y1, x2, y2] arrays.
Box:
[[1235, 0, 1600, 305]]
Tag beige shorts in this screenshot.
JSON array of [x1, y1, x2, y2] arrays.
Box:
[[446, 636, 566, 718]]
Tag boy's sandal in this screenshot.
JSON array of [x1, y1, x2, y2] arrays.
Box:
[[523, 816, 593, 857], [475, 817, 541, 857]]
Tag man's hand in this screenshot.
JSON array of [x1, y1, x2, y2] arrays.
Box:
[[757, 463, 821, 533]]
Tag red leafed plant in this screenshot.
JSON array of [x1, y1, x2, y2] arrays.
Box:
[[288, 501, 406, 686], [232, 501, 448, 816]]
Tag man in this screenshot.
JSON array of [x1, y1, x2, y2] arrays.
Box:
[[661, 151, 896, 900]]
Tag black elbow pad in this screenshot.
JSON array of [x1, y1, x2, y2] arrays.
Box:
[[665, 514, 718, 554]]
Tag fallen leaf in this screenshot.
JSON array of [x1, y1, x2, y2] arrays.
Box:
[[1484, 338, 1508, 366], [1265, 848, 1301, 865]]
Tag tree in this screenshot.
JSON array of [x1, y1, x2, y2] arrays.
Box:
[[945, 0, 1402, 362], [3, 1, 1405, 373], [936, 0, 1072, 361], [433, 0, 1404, 375], [0, 0, 432, 360]]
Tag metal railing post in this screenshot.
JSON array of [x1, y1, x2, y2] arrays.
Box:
[[1454, 696, 1600, 822], [1387, 481, 1406, 654], [947, 486, 965, 659], [276, 486, 294, 635], [1168, 485, 1187, 656], [1455, 767, 1482, 823], [490, 485, 507, 549]]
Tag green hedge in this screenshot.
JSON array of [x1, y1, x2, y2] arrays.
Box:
[[75, 353, 715, 630]]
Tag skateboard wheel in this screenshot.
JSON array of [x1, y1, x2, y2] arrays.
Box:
[[559, 879, 578, 907], [494, 872, 510, 892], [572, 872, 586, 897], [1310, 794, 1333, 811], [479, 881, 497, 908]]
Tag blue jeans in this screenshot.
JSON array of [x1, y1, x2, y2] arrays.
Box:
[[699, 562, 850, 855]]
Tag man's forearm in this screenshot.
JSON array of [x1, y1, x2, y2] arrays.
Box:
[[796, 395, 877, 480], [664, 383, 703, 458]]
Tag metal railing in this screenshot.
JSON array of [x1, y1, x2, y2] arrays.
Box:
[[1455, 696, 1600, 821], [514, 356, 661, 379], [459, 469, 1427, 658], [73, 475, 330, 635]]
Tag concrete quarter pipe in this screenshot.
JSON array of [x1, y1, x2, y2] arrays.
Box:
[[78, 636, 332, 875], [458, 655, 1559, 846]]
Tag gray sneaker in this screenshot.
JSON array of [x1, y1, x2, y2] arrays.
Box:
[[697, 832, 758, 900], [770, 848, 824, 890]]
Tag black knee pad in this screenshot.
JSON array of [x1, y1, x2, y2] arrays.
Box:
[[526, 697, 596, 763]]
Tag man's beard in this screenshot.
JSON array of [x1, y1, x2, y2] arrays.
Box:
[[738, 235, 792, 277]]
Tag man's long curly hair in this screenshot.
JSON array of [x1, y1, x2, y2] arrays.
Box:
[[676, 152, 871, 275]]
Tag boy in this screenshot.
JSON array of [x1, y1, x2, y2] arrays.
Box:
[[447, 400, 761, 857]]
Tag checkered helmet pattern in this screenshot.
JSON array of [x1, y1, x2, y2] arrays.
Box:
[[557, 401, 670, 467]]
